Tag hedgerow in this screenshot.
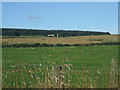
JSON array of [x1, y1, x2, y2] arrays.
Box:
[[2, 42, 120, 48]]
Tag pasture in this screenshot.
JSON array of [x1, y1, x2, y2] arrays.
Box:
[[2, 45, 119, 88]]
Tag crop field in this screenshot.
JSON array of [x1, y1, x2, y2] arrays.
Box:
[[2, 45, 119, 88], [2, 35, 119, 44]]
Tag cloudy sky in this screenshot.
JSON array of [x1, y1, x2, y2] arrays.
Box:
[[2, 2, 118, 34]]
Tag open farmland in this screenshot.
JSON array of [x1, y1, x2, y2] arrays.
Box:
[[2, 1, 119, 88], [2, 35, 119, 45], [2, 45, 119, 88]]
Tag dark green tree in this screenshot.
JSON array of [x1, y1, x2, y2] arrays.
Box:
[[14, 31, 20, 36]]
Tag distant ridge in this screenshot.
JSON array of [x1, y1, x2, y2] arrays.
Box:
[[2, 28, 110, 37]]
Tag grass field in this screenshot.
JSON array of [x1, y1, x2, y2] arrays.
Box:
[[2, 35, 119, 44], [2, 45, 119, 88]]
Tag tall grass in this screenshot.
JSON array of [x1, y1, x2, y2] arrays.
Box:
[[2, 59, 119, 88]]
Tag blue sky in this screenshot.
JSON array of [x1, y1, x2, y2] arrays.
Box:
[[2, 2, 118, 34]]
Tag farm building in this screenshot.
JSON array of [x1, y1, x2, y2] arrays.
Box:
[[47, 34, 59, 37], [47, 34, 55, 37]]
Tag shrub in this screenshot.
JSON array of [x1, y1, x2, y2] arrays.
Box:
[[55, 44, 64, 47], [64, 44, 72, 46], [73, 44, 81, 46]]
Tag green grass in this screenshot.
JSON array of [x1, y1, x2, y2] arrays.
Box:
[[2, 45, 119, 88], [3, 45, 118, 66]]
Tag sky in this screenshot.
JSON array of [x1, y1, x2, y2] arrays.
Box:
[[2, 2, 118, 34]]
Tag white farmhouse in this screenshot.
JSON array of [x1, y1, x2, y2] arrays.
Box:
[[47, 34, 55, 37]]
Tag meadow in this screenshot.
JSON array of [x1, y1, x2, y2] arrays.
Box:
[[2, 45, 119, 88]]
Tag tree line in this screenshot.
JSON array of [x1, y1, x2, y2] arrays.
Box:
[[2, 28, 111, 37]]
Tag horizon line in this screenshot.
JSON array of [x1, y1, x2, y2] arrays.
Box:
[[2, 27, 110, 32], [2, 27, 114, 34]]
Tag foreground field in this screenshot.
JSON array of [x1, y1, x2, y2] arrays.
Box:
[[2, 45, 119, 88], [2, 35, 119, 44]]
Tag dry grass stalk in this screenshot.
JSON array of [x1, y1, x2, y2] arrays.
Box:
[[45, 66, 52, 88], [88, 77, 93, 88], [52, 65, 64, 88], [109, 59, 118, 88]]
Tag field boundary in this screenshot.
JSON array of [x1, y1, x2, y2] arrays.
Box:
[[2, 42, 120, 48]]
